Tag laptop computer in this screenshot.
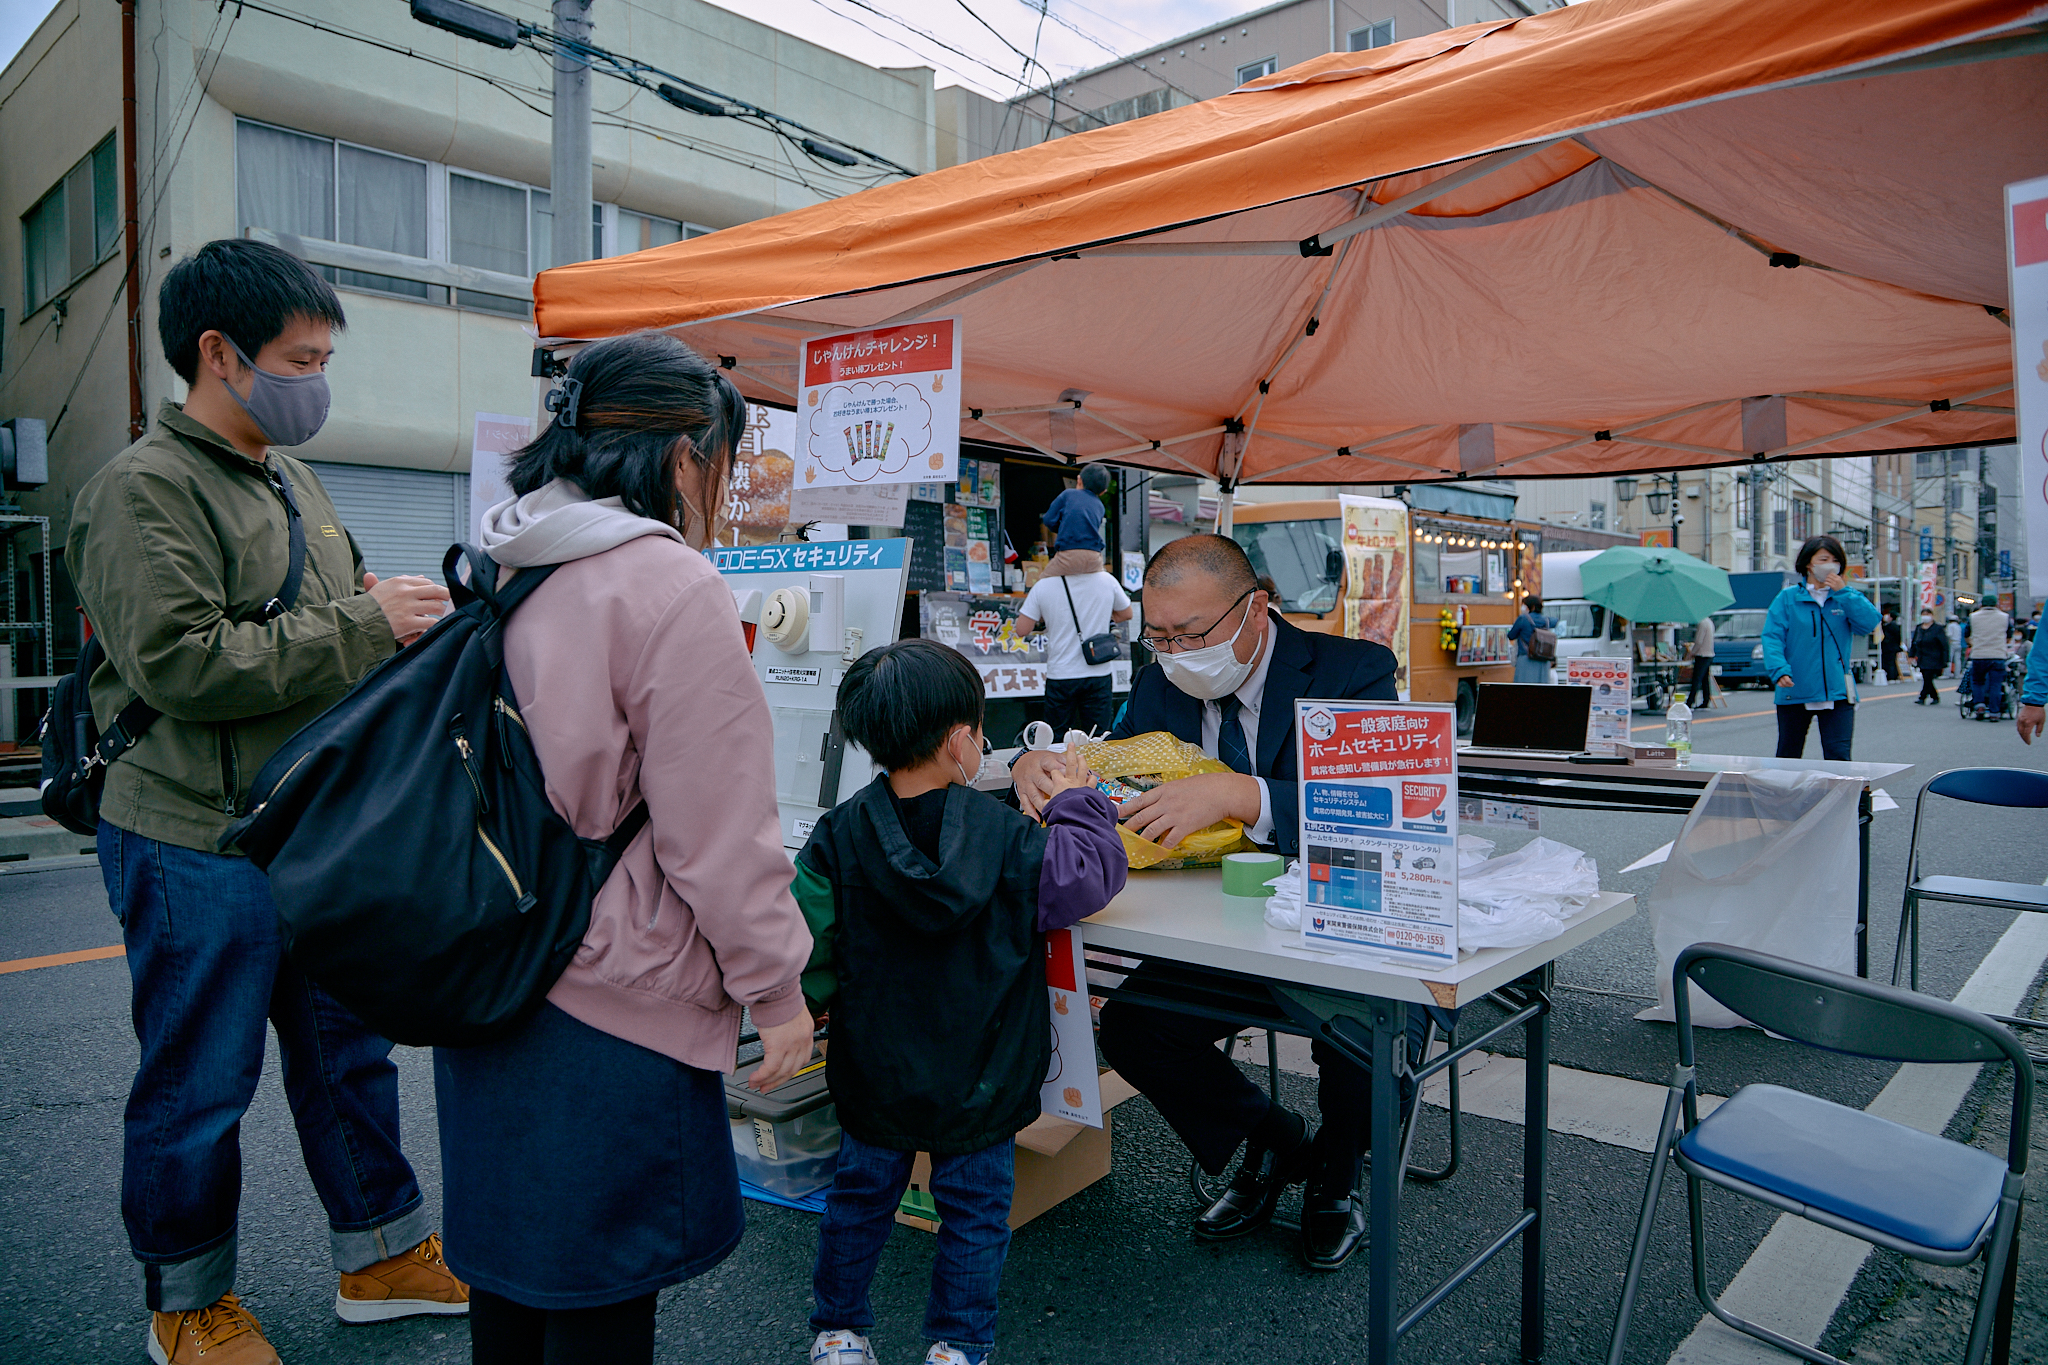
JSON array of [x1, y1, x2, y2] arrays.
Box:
[[1460, 683, 1593, 760]]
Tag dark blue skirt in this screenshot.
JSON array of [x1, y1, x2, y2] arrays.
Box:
[[434, 1003, 743, 1309]]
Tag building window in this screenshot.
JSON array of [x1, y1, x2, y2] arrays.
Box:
[[1791, 497, 1813, 543], [237, 119, 440, 303], [1589, 500, 1605, 531], [1887, 514, 1899, 553], [1772, 496, 1788, 556], [1349, 20, 1395, 50], [449, 172, 534, 315], [22, 133, 119, 313], [1734, 479, 1749, 530], [1235, 56, 1278, 85]]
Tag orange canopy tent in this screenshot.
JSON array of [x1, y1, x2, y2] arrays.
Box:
[[532, 0, 2046, 488]]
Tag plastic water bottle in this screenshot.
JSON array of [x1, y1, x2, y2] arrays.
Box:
[[1665, 697, 1692, 767]]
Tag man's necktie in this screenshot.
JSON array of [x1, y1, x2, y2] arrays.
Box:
[[1216, 694, 1253, 775]]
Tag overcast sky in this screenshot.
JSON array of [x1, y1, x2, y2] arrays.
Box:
[[0, 1, 1248, 100]]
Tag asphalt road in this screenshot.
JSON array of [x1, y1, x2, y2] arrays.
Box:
[[1, 675, 2041, 1365]]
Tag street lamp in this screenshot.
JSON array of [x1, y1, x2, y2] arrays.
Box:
[[1614, 475, 1638, 504], [1644, 487, 1669, 517]]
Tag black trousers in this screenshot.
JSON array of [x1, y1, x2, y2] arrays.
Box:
[[1775, 700, 1855, 760], [1686, 659, 1713, 709], [1918, 667, 1943, 702], [1042, 675, 1115, 739], [469, 1288, 657, 1365], [1097, 966, 1433, 1182]]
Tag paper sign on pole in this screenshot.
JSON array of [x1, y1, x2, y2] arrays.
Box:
[[1041, 927, 1102, 1126], [1296, 700, 1458, 966], [1565, 656, 1633, 754], [469, 412, 530, 543], [799, 318, 962, 489], [2006, 176, 2048, 601], [789, 480, 913, 528], [1338, 495, 1411, 699]]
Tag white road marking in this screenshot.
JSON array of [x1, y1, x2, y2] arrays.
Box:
[[1663, 907, 2048, 1364]]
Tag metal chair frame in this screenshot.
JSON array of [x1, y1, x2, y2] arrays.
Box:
[[1607, 943, 2032, 1365]]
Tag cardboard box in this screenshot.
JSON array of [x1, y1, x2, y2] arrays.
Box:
[[895, 1070, 1139, 1232]]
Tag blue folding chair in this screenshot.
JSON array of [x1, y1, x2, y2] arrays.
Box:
[[1607, 943, 2030, 1365], [1891, 767, 2048, 1056]]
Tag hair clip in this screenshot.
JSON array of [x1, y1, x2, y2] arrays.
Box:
[[544, 376, 584, 429]]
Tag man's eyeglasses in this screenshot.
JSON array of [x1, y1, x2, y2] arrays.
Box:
[[1140, 588, 1254, 654]]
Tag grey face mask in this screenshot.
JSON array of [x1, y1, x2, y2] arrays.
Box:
[[221, 338, 331, 446]]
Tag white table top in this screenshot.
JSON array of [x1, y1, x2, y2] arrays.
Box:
[[1454, 750, 1911, 786], [1080, 872, 1635, 1010]]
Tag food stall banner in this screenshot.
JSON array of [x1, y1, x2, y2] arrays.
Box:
[[923, 593, 1050, 698], [468, 412, 529, 543], [1296, 700, 1458, 966], [1339, 495, 1410, 698], [2008, 174, 2048, 599], [536, 0, 2029, 488], [731, 403, 798, 537], [1565, 656, 1633, 754], [1042, 927, 1102, 1127], [797, 320, 961, 490]]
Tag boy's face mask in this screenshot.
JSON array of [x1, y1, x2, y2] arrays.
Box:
[[221, 338, 331, 447]]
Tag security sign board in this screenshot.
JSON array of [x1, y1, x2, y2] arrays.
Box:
[[1296, 700, 1458, 966]]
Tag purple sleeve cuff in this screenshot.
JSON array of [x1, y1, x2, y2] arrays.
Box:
[[1036, 787, 1128, 932]]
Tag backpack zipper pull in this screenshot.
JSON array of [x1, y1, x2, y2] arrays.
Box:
[[451, 718, 490, 815]]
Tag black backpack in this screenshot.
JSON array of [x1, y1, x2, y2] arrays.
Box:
[[221, 546, 647, 1047], [41, 460, 309, 837]]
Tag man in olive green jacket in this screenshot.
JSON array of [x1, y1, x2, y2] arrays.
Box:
[[67, 240, 461, 1365]]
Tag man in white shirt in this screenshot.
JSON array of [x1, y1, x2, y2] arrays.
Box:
[[1015, 566, 1133, 739]]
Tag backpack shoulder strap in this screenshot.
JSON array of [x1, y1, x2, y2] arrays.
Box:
[[75, 634, 162, 769], [604, 801, 651, 859], [446, 544, 560, 619], [260, 461, 308, 621]]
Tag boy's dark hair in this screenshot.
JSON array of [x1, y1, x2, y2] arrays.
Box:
[[1523, 595, 1543, 613], [837, 639, 985, 772], [158, 239, 347, 385], [1080, 464, 1110, 495], [510, 331, 745, 535], [1794, 534, 1848, 579]]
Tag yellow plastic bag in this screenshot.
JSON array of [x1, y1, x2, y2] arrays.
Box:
[[1077, 731, 1255, 871]]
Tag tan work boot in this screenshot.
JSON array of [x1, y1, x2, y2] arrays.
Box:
[[147, 1293, 280, 1365], [334, 1232, 470, 1323]]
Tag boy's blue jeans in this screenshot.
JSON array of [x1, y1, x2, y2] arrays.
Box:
[[811, 1132, 1015, 1354], [99, 821, 429, 1311]]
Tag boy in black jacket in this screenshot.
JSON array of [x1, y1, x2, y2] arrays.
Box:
[[794, 640, 1126, 1365]]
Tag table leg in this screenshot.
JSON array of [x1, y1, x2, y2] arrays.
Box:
[[1857, 786, 1873, 977], [1522, 966, 1553, 1364], [1368, 998, 1405, 1365]]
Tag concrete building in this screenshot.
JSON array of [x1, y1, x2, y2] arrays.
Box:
[[0, 0, 937, 730]]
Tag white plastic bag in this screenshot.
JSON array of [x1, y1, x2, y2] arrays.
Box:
[[1456, 837, 1599, 949], [1635, 768, 1863, 1029], [1264, 860, 1303, 931]]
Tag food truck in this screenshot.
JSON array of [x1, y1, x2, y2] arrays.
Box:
[[1229, 490, 1536, 733]]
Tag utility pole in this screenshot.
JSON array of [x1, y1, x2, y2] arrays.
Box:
[[1749, 467, 1765, 571], [551, 0, 594, 269], [1942, 455, 1954, 615]]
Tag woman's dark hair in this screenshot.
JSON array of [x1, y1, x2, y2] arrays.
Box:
[[1794, 534, 1848, 579], [1523, 595, 1543, 613], [509, 332, 745, 537], [158, 239, 347, 385], [837, 639, 985, 772], [1080, 464, 1110, 495]]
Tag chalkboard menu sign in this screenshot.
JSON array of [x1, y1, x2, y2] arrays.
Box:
[[901, 500, 947, 593]]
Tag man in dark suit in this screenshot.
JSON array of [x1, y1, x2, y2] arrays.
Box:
[[1013, 534, 1402, 1271]]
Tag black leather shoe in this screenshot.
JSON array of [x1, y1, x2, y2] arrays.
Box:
[[1193, 1115, 1312, 1241], [1300, 1187, 1368, 1271]]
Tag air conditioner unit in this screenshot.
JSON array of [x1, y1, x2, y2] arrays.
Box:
[[0, 417, 48, 490]]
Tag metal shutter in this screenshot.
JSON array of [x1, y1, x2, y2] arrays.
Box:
[[306, 463, 469, 584]]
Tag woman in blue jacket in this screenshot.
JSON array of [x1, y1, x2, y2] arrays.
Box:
[[1760, 534, 1882, 759]]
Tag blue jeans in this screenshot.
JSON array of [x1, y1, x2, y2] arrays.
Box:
[[1971, 660, 2007, 713], [99, 821, 428, 1311], [811, 1133, 1015, 1354]]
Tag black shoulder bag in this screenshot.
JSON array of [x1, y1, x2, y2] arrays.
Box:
[[1062, 573, 1123, 666]]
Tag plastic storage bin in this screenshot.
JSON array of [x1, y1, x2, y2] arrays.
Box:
[[726, 1052, 841, 1200]]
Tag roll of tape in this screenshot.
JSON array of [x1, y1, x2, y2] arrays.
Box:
[[1221, 850, 1285, 897]]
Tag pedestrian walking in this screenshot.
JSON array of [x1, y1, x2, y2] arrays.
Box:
[[65, 240, 463, 1365], [444, 333, 815, 1364], [1909, 608, 1949, 703], [1686, 612, 1717, 709], [1506, 595, 1557, 684], [1039, 463, 1111, 577], [1946, 614, 1965, 677], [1879, 609, 1902, 681], [795, 640, 1126, 1365], [1965, 598, 2013, 718], [1761, 534, 1879, 760], [1014, 554, 1133, 739]]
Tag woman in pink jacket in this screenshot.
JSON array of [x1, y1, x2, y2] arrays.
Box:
[[436, 332, 814, 1364]]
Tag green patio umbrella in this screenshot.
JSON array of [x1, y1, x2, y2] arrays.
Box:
[[1578, 546, 1734, 624]]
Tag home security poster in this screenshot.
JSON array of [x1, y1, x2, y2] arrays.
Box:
[[1041, 927, 1102, 1127], [1295, 700, 1458, 966], [799, 318, 962, 489], [1565, 656, 1633, 754]]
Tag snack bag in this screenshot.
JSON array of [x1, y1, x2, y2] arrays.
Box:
[[1077, 731, 1255, 870]]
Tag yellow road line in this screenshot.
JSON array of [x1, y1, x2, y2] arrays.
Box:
[[0, 944, 125, 975], [1630, 682, 1954, 732]]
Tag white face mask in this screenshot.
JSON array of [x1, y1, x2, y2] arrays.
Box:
[[950, 729, 977, 787], [1808, 558, 1839, 582], [1155, 599, 1261, 701]]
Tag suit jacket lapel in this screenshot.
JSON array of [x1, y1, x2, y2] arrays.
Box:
[[1158, 671, 1204, 745], [1256, 615, 1313, 777]]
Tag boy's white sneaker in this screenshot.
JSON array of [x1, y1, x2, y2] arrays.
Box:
[[810, 1329, 877, 1365], [924, 1345, 990, 1365]]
